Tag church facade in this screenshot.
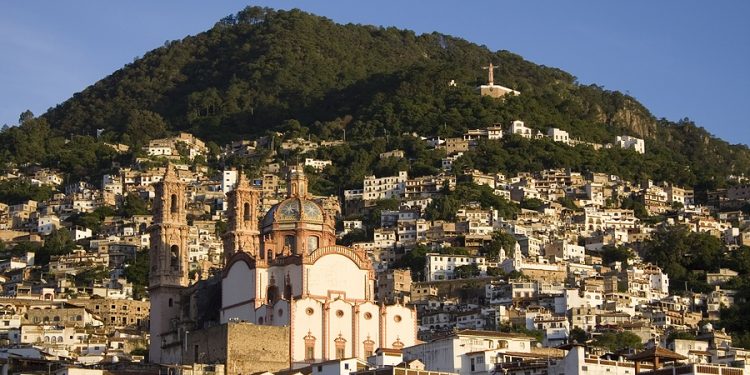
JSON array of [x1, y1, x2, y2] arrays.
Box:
[[149, 165, 416, 368]]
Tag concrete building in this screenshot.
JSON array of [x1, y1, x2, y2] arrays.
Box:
[[424, 253, 488, 281], [305, 158, 333, 171], [403, 330, 535, 373], [547, 128, 570, 144], [363, 171, 408, 202], [616, 135, 645, 154]]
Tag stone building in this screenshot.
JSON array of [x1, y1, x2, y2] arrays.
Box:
[[185, 322, 289, 374], [69, 299, 150, 329]]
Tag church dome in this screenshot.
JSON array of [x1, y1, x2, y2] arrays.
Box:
[[261, 196, 325, 232], [258, 166, 336, 257]]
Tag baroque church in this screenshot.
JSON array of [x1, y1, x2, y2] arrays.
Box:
[[148, 165, 416, 367]]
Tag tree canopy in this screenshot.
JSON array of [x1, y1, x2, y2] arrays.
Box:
[[0, 7, 743, 190]]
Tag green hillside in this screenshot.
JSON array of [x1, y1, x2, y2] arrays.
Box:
[[1, 6, 748, 193]]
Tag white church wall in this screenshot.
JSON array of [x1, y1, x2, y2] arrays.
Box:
[[328, 299, 355, 359], [383, 304, 417, 350], [255, 305, 269, 325], [307, 254, 369, 300], [221, 260, 256, 323], [356, 301, 381, 356], [268, 299, 291, 326], [292, 297, 325, 363]]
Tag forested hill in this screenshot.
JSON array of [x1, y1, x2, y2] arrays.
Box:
[[2, 6, 749, 191]]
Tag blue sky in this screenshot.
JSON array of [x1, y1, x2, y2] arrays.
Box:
[[1, 1, 748, 145]]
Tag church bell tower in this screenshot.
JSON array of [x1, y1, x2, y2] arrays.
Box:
[[148, 165, 189, 364], [222, 172, 261, 260]]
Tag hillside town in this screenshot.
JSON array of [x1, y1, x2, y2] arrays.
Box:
[[0, 121, 748, 375]]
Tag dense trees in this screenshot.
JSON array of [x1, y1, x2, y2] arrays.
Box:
[[601, 245, 634, 266], [0, 7, 741, 191], [0, 179, 55, 205], [124, 250, 149, 299], [592, 331, 643, 351], [36, 229, 76, 266], [483, 231, 517, 261], [120, 194, 150, 217], [640, 225, 724, 292], [424, 182, 518, 221]]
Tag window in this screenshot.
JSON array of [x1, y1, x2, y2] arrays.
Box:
[[334, 335, 347, 359], [307, 236, 319, 253], [306, 346, 314, 361], [284, 236, 296, 254], [304, 332, 316, 361], [243, 202, 251, 221], [170, 245, 180, 270], [170, 194, 178, 214]]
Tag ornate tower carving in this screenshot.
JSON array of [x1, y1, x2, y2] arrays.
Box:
[[149, 165, 190, 287], [287, 165, 308, 198], [148, 165, 190, 364], [222, 172, 261, 260]]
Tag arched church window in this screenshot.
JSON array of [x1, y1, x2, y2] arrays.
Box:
[[170, 245, 180, 270], [267, 286, 279, 304], [284, 284, 292, 300], [304, 331, 316, 362], [170, 194, 178, 214], [334, 334, 347, 359], [243, 202, 251, 221], [392, 338, 405, 350], [307, 236, 319, 253], [168, 298, 173, 308], [284, 236, 296, 254], [363, 337, 375, 358]]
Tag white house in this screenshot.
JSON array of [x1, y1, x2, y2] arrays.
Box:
[[403, 330, 535, 374], [425, 253, 487, 281], [615, 135, 645, 154], [510, 121, 533, 139], [547, 128, 570, 144]]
